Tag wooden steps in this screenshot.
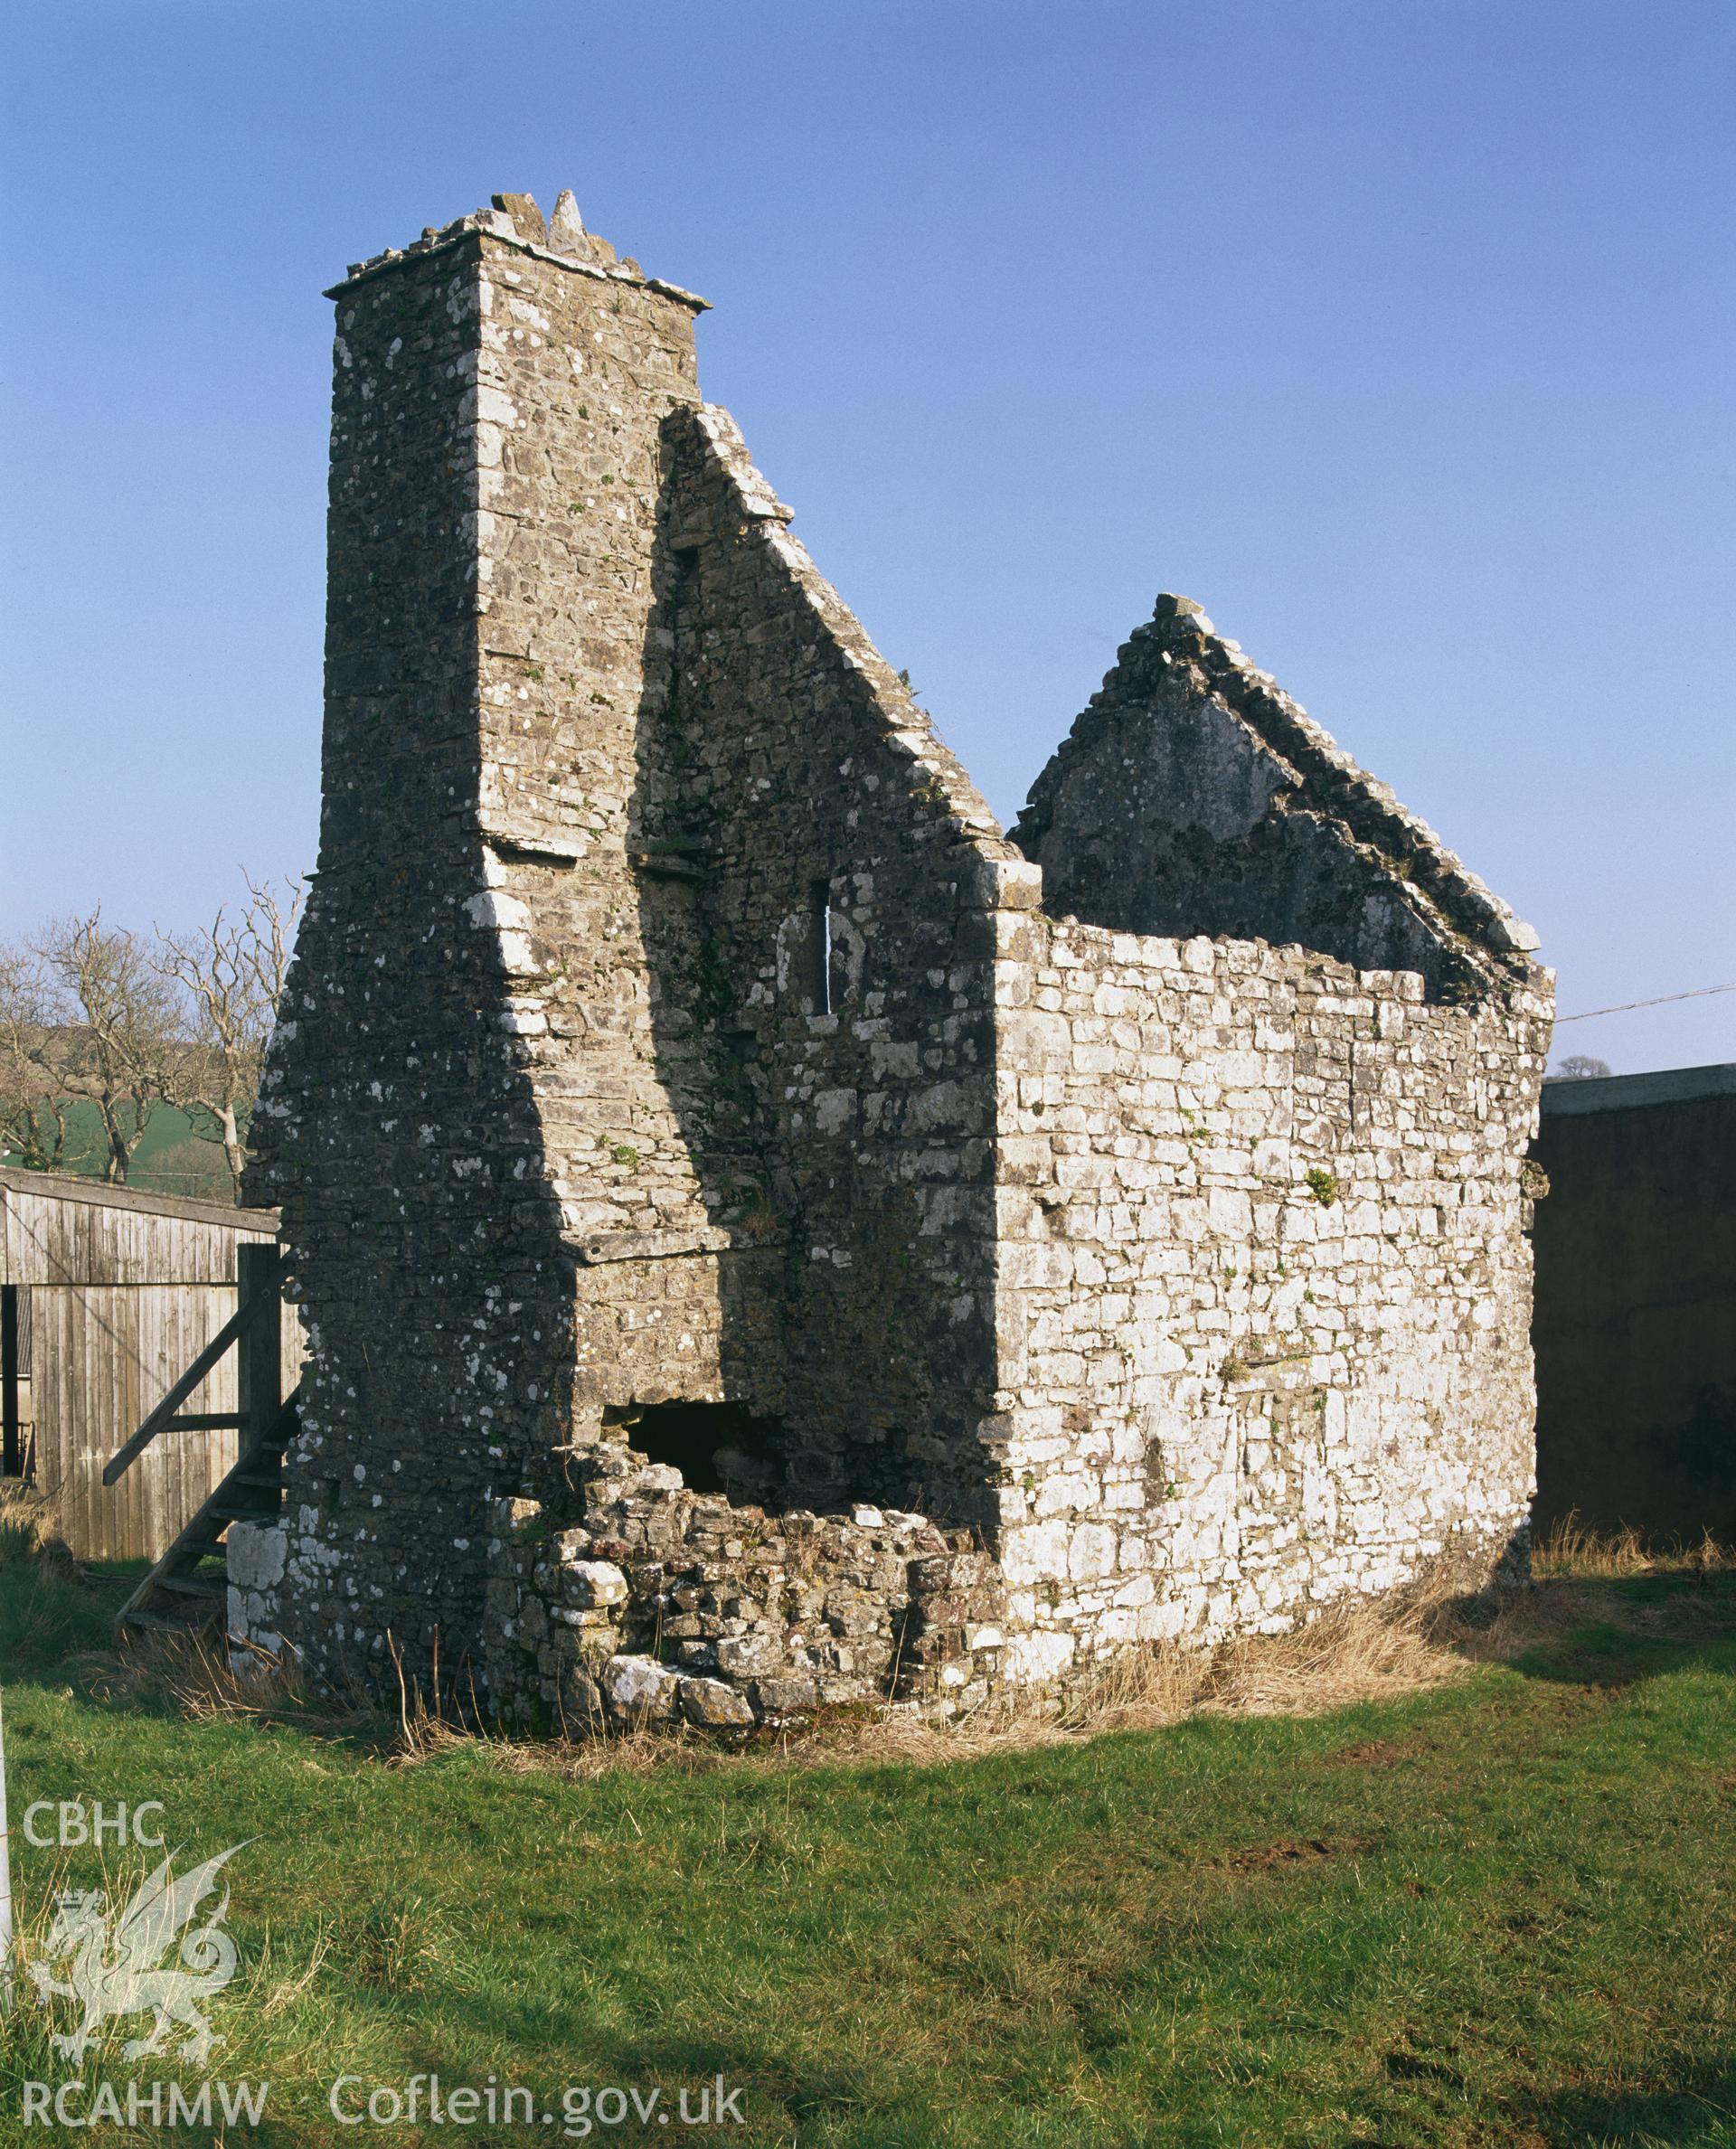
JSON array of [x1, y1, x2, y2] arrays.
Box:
[[109, 1243, 298, 1645], [116, 1385, 298, 1641]]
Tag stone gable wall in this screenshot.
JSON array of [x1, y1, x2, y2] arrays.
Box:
[[611, 404, 1023, 1522], [1015, 596, 1543, 994]]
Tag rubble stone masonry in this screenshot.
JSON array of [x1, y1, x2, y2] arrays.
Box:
[[241, 194, 1552, 1725]]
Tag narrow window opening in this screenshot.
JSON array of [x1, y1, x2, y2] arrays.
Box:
[[808, 878, 833, 1015]]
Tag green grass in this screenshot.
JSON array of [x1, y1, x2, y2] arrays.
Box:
[[1, 1525, 1732, 2146]]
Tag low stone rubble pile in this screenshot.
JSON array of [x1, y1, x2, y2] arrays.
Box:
[[481, 1437, 1008, 1730]]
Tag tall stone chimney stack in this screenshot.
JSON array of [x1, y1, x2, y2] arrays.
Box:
[[318, 188, 705, 877], [251, 195, 714, 1680]]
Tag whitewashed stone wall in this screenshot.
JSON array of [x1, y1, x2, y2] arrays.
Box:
[[986, 915, 1549, 1680]]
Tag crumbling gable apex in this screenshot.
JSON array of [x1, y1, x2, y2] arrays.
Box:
[[657, 402, 1016, 871], [1014, 594, 1542, 998]]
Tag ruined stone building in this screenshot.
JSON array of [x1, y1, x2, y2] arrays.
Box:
[[235, 192, 1553, 1728]]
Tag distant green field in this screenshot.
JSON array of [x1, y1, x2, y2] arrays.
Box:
[[2, 1101, 237, 1202]]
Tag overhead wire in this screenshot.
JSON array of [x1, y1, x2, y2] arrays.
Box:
[[1554, 982, 1736, 1024]]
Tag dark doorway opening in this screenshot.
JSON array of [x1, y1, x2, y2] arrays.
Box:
[[607, 1399, 796, 1509], [2, 1284, 32, 1480]]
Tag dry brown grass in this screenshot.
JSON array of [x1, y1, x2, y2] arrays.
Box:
[[868, 1582, 1476, 1766], [1439, 1522, 1736, 1673], [1533, 1509, 1734, 1579], [0, 1475, 69, 1564], [87, 1620, 328, 1731], [385, 1580, 1482, 1785], [39, 1507, 1736, 1787], [153, 1626, 312, 1720], [395, 1522, 1736, 1781]]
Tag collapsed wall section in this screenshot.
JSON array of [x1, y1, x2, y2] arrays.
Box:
[[479, 1438, 1008, 1730]]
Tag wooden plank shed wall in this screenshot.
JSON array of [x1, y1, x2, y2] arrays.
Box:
[[0, 1168, 302, 1560]]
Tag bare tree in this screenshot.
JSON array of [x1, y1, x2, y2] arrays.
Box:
[[156, 875, 303, 1201], [0, 914, 178, 1183], [25, 910, 183, 1183], [0, 944, 80, 1172], [1552, 1054, 1612, 1080]]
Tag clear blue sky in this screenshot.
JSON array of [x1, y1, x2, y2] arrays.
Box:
[[4, 0, 1731, 1072]]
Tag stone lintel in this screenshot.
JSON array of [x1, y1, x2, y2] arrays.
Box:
[[568, 1225, 736, 1266]]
